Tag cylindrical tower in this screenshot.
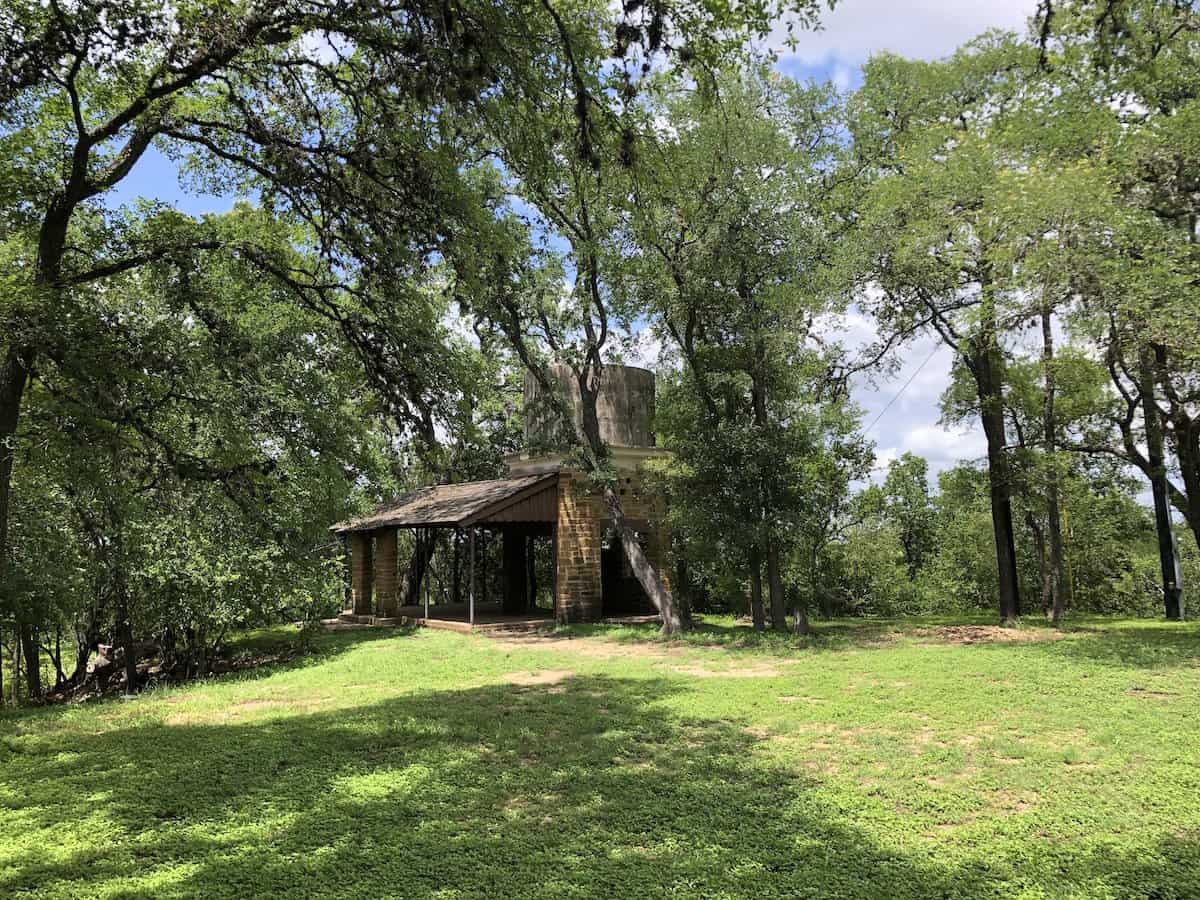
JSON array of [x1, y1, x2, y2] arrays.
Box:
[[524, 363, 655, 449]]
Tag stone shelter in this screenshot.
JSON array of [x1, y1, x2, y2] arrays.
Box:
[[331, 365, 672, 629]]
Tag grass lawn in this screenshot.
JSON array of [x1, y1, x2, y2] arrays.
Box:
[[1, 616, 1198, 898]]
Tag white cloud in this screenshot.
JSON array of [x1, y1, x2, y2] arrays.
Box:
[[443, 303, 480, 349], [778, 0, 1036, 65], [830, 63, 855, 91], [624, 329, 665, 370], [902, 422, 987, 462]]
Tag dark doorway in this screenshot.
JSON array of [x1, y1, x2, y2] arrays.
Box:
[[600, 528, 653, 616]]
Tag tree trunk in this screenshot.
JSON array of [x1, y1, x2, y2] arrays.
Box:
[[69, 583, 105, 686], [972, 296, 1021, 626], [112, 556, 139, 690], [749, 365, 790, 634], [1025, 510, 1050, 617], [0, 345, 31, 648], [1174, 422, 1200, 558], [765, 537, 790, 633], [748, 545, 765, 631], [3, 195, 75, 670], [70, 640, 91, 685], [49, 625, 66, 690], [1041, 307, 1067, 625], [19, 621, 41, 699], [816, 540, 834, 618], [674, 555, 694, 624], [601, 486, 684, 633], [12, 627, 19, 704], [1141, 347, 1183, 620], [399, 529, 436, 607], [195, 626, 207, 679], [792, 603, 810, 636]]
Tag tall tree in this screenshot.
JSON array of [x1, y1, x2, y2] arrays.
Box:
[[460, 120, 690, 631], [628, 68, 863, 633], [848, 36, 1040, 625], [882, 453, 936, 580], [1033, 0, 1198, 617], [5, 206, 391, 695]]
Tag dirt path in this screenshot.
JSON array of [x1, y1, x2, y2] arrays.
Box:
[[487, 631, 795, 678]]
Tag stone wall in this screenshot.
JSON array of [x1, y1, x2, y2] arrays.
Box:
[[553, 467, 672, 623], [375, 528, 398, 617], [350, 532, 374, 615]]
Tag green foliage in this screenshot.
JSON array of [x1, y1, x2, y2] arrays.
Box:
[[2, 206, 402, 686], [4, 0, 1197, 700], [817, 456, 1170, 621], [882, 453, 936, 579]]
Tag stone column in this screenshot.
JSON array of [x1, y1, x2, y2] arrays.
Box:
[[645, 523, 674, 611], [554, 470, 603, 623], [350, 532, 374, 616], [375, 527, 399, 618], [644, 485, 674, 602]]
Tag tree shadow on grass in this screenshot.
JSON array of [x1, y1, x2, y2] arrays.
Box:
[[1049, 620, 1200, 670], [219, 624, 425, 679], [2, 673, 1197, 898]]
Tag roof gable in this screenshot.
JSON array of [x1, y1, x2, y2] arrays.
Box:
[[333, 473, 558, 532]]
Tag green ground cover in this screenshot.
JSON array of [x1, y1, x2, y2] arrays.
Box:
[[1, 617, 1198, 898]]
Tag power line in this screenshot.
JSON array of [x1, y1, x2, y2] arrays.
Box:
[[864, 343, 943, 434]]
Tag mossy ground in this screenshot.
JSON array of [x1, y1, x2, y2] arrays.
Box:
[[2, 616, 1198, 898]]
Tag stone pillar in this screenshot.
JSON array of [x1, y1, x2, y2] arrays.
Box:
[[644, 486, 674, 602], [502, 529, 528, 616], [350, 532, 374, 616], [645, 523, 674, 610], [375, 527, 399, 617], [554, 471, 603, 623], [341, 534, 352, 612]]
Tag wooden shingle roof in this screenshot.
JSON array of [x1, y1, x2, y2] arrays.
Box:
[[332, 472, 559, 533]]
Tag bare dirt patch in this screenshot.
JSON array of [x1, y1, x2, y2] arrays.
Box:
[[912, 625, 1067, 645], [670, 663, 784, 679], [492, 633, 803, 684], [504, 669, 575, 687], [491, 634, 668, 662], [742, 724, 773, 741], [234, 699, 289, 713], [1128, 686, 1179, 700], [990, 789, 1040, 814]]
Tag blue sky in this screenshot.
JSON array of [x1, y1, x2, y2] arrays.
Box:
[[106, 0, 1039, 485]]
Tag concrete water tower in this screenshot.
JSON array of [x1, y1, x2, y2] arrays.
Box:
[[522, 363, 657, 450]]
